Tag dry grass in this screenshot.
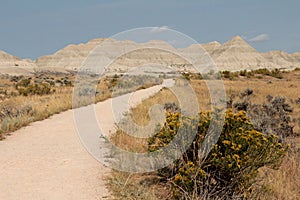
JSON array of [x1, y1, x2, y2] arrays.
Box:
[[251, 149, 300, 200], [110, 89, 177, 153], [111, 129, 148, 153], [1, 70, 299, 198], [119, 71, 300, 133], [109, 70, 300, 199], [268, 150, 299, 199], [0, 87, 72, 137], [194, 71, 300, 133], [108, 152, 300, 200], [107, 171, 171, 200], [130, 88, 178, 126], [0, 74, 159, 139]]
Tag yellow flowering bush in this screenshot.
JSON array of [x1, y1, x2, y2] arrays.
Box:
[[148, 112, 181, 152], [148, 109, 289, 198]]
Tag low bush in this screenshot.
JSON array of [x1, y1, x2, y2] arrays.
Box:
[[221, 70, 239, 80], [148, 109, 289, 199], [16, 79, 53, 96], [229, 88, 297, 138]]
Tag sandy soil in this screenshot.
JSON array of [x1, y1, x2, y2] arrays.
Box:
[[0, 82, 170, 200]]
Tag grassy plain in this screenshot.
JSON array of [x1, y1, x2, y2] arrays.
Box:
[[109, 69, 300, 199]]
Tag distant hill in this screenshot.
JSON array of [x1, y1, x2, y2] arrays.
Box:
[[1, 36, 300, 75], [210, 36, 277, 71], [0, 50, 36, 75], [262, 50, 300, 69]]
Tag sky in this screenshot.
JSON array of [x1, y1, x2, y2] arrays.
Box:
[[0, 0, 300, 59]]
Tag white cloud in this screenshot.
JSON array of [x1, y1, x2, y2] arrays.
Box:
[[150, 26, 170, 33], [248, 34, 270, 43]]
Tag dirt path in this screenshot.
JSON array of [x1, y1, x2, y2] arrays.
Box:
[[0, 82, 171, 200]]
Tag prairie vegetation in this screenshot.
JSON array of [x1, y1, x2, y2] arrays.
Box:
[[109, 68, 300, 199], [0, 73, 162, 139], [0, 73, 74, 139], [1, 68, 299, 199]]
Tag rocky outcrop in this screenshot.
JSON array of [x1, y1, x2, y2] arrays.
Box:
[[35, 41, 101, 71], [291, 52, 300, 64], [0, 50, 36, 75], [32, 36, 300, 73], [1, 36, 300, 75], [262, 51, 300, 69], [210, 36, 280, 71], [201, 41, 222, 54], [36, 39, 189, 73]]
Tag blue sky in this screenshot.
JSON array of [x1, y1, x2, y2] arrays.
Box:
[[1, 0, 299, 59]]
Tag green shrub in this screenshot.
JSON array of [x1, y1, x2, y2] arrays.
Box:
[[16, 81, 52, 96], [10, 75, 24, 82], [16, 78, 31, 88], [221, 71, 239, 80], [181, 72, 190, 81], [221, 70, 231, 79], [252, 68, 283, 79], [219, 68, 283, 80], [239, 70, 248, 77], [148, 109, 289, 199]]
